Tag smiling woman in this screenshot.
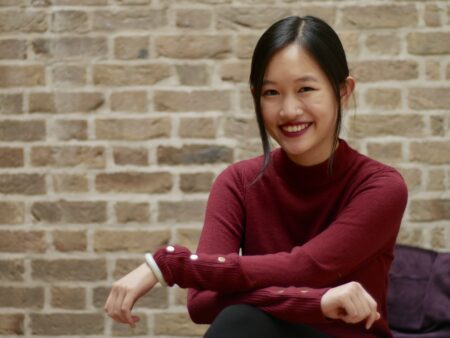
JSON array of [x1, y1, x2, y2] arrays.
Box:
[[104, 15, 408, 338], [260, 43, 355, 167]]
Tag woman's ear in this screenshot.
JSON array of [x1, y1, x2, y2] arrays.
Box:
[[340, 76, 355, 107]]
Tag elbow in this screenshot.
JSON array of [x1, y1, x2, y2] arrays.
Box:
[[186, 289, 216, 324], [187, 303, 207, 324]]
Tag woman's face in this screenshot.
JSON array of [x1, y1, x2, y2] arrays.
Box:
[[260, 43, 350, 166]]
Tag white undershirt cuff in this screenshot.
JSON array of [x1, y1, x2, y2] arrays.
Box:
[[144, 253, 167, 287]]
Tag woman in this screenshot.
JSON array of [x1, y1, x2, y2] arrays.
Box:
[[104, 15, 408, 338]]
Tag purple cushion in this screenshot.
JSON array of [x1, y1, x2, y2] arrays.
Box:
[[388, 245, 450, 337]]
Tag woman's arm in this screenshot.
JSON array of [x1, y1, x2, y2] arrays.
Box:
[[187, 287, 329, 325], [153, 168, 408, 293], [104, 266, 379, 330]]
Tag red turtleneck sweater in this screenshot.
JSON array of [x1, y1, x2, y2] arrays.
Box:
[[152, 139, 408, 338]]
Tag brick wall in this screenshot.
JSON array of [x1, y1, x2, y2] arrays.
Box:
[[0, 0, 449, 336]]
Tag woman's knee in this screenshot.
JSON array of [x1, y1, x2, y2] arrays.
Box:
[[204, 304, 282, 338]]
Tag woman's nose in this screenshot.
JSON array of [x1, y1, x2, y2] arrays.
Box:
[[280, 96, 303, 118]]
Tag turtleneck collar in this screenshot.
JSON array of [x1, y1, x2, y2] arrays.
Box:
[[270, 138, 358, 190]]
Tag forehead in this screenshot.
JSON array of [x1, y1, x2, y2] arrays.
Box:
[[263, 43, 325, 82]]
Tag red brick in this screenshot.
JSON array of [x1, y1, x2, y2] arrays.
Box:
[[30, 313, 104, 335], [0, 202, 24, 225], [341, 5, 417, 28], [351, 60, 418, 82], [158, 200, 206, 223], [0, 230, 46, 253], [224, 117, 259, 138], [29, 92, 104, 113], [176, 64, 210, 86], [52, 230, 87, 252], [31, 146, 106, 168], [410, 141, 450, 164], [51, 287, 85, 309], [0, 93, 23, 114], [158, 144, 233, 165], [176, 228, 201, 251], [52, 0, 107, 4], [93, 9, 167, 31], [52, 64, 86, 86], [31, 201, 107, 224], [32, 37, 107, 59], [93, 64, 171, 86], [180, 172, 214, 193], [0, 174, 46, 195], [0, 65, 45, 87], [0, 287, 44, 308], [0, 148, 23, 167], [348, 114, 424, 138], [424, 4, 442, 27], [115, 202, 150, 223], [93, 230, 170, 252], [410, 199, 450, 221], [113, 147, 148, 166], [112, 313, 148, 336], [216, 6, 291, 30], [0, 39, 26, 59], [179, 118, 217, 138], [220, 61, 251, 83], [0, 120, 45, 141], [154, 312, 207, 336], [50, 120, 88, 140], [51, 10, 89, 33], [110, 91, 147, 112], [396, 168, 422, 192], [0, 314, 24, 335], [156, 35, 231, 59], [95, 172, 173, 193], [408, 87, 450, 110], [407, 32, 450, 55], [114, 36, 149, 60], [96, 118, 170, 140], [155, 90, 232, 112], [0, 10, 47, 32], [236, 35, 259, 59], [52, 174, 89, 193], [0, 260, 25, 281], [32, 259, 107, 281], [176, 9, 212, 29]]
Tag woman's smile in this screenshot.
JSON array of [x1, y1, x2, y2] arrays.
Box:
[[280, 122, 313, 137]]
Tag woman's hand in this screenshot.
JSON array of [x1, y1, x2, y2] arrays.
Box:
[[320, 281, 380, 329], [104, 262, 158, 327]]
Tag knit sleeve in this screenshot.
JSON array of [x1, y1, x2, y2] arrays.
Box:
[[152, 166, 408, 292], [186, 286, 330, 324]]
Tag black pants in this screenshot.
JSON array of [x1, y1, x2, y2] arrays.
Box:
[[204, 304, 332, 338]]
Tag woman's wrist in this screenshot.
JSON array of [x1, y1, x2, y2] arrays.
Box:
[[144, 253, 167, 286]]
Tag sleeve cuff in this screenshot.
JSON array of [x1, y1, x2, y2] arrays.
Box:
[[145, 253, 167, 287]]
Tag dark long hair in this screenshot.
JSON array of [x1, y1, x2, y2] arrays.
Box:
[[249, 15, 350, 180]]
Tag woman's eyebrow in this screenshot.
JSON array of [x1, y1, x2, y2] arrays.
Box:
[[262, 75, 319, 85]]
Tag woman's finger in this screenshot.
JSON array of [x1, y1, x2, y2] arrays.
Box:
[[353, 288, 372, 322], [365, 297, 380, 329], [111, 285, 128, 324], [340, 296, 359, 323], [121, 293, 137, 326]]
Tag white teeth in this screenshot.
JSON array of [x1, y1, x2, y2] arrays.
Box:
[[282, 123, 310, 133]]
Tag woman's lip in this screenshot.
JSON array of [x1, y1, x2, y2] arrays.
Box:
[[280, 122, 313, 127], [279, 123, 312, 137]]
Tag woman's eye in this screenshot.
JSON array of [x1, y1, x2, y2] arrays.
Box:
[[299, 87, 314, 93], [262, 89, 279, 96]]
